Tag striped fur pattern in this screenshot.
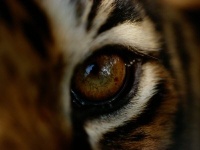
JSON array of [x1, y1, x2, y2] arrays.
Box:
[[0, 0, 199, 149], [158, 0, 200, 149]]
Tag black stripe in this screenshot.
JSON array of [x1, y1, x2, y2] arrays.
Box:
[[87, 0, 102, 30], [76, 1, 85, 18], [159, 43, 175, 76], [172, 21, 193, 102], [21, 20, 48, 59], [71, 0, 87, 19], [17, 0, 53, 59], [100, 82, 168, 149], [173, 22, 190, 74], [184, 9, 200, 42], [19, 0, 52, 42], [71, 113, 92, 150], [0, 1, 53, 59], [139, 0, 162, 31], [0, 1, 14, 27], [97, 0, 143, 35]]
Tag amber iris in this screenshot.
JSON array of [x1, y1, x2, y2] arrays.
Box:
[[72, 54, 126, 102]]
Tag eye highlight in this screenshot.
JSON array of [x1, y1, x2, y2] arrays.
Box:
[[72, 54, 126, 102]]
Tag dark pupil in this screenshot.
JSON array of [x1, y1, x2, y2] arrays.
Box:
[[85, 63, 99, 76]]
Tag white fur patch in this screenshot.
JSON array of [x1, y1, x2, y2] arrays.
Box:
[[90, 18, 161, 54]]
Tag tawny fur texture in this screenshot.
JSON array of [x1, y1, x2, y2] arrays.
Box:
[[0, 0, 199, 150], [158, 0, 200, 149], [0, 1, 71, 149]]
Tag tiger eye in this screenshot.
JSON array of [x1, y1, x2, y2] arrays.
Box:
[[72, 54, 126, 101]]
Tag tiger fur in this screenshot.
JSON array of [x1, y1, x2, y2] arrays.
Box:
[[0, 0, 199, 149]]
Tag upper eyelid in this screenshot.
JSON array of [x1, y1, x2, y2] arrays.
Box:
[[89, 44, 160, 62], [125, 46, 160, 61]]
